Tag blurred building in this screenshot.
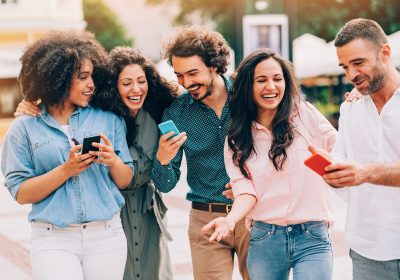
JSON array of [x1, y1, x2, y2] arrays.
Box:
[[103, 0, 179, 62], [0, 0, 85, 117]]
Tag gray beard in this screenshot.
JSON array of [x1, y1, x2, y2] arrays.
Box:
[[366, 72, 385, 95]]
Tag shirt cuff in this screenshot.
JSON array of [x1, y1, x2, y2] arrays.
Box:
[[231, 178, 257, 199], [153, 158, 173, 175]]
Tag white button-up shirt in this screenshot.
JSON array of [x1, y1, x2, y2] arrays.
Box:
[[332, 88, 400, 261]]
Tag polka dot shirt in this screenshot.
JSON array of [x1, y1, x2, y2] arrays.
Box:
[[151, 76, 233, 204]]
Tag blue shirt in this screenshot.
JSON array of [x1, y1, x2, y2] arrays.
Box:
[[1, 105, 133, 227], [151, 76, 232, 204]]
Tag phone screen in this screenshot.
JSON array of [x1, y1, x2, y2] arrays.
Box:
[[82, 135, 101, 154], [158, 120, 180, 138]]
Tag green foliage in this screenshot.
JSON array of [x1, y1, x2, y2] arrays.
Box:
[[290, 0, 400, 41], [83, 0, 133, 51], [313, 101, 339, 118], [146, 0, 400, 48]]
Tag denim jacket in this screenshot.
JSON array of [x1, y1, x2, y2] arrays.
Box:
[[1, 105, 133, 227]]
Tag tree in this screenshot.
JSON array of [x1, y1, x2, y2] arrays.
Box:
[[83, 0, 133, 51], [146, 0, 400, 48]]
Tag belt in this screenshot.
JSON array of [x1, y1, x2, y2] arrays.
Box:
[[192, 201, 232, 213]]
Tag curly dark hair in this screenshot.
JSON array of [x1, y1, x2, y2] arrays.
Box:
[[18, 30, 109, 108], [334, 18, 387, 48], [162, 25, 231, 74], [228, 49, 301, 177], [92, 46, 177, 146]]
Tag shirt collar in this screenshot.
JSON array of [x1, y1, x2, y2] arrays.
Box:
[[39, 104, 90, 116]]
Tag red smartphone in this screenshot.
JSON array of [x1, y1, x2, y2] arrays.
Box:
[[304, 153, 332, 176]]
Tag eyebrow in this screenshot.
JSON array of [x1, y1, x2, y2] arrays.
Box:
[[339, 57, 365, 67], [174, 69, 198, 75], [254, 73, 282, 79], [120, 76, 146, 81], [78, 70, 91, 75]]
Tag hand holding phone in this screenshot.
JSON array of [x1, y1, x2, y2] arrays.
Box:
[[82, 135, 101, 154], [304, 152, 332, 176], [158, 120, 180, 139]]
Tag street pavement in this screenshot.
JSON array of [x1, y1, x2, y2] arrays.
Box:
[[0, 147, 352, 279]]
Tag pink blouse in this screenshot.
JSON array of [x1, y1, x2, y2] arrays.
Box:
[[224, 102, 336, 226]]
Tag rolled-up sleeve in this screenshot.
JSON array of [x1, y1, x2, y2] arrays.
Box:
[[113, 116, 134, 171], [1, 121, 36, 200], [223, 139, 257, 199]]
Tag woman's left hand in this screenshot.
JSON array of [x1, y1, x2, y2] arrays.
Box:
[[90, 133, 119, 167], [201, 216, 236, 242]]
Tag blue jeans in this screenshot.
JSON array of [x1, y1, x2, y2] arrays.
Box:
[[247, 221, 333, 280], [350, 249, 400, 280]]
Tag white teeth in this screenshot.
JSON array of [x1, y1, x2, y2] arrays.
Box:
[[262, 94, 277, 99], [188, 85, 200, 91], [83, 92, 93, 96], [128, 96, 141, 101]]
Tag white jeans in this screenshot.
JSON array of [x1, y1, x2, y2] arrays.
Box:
[[30, 213, 127, 280]]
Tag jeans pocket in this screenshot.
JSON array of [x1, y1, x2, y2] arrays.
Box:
[[31, 225, 51, 241], [305, 223, 330, 243], [250, 223, 271, 242]]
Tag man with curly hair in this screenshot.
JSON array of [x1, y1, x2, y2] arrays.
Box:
[[151, 25, 249, 280]]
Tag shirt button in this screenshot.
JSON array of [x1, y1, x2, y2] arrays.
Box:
[[135, 258, 139, 261], [135, 242, 138, 246], [133, 210, 136, 213], [218, 125, 222, 129], [139, 171, 142, 175], [134, 226, 137, 230], [287, 227, 292, 232], [83, 225, 87, 229]]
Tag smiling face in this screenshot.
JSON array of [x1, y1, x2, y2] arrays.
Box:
[[117, 64, 148, 115], [172, 55, 216, 101], [252, 57, 285, 121], [65, 58, 95, 108], [337, 38, 387, 95]]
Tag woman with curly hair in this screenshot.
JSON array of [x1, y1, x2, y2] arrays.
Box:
[[15, 46, 177, 279], [95, 46, 177, 280], [202, 49, 337, 280], [2, 30, 133, 280]]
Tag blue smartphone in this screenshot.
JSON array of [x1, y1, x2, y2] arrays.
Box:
[[158, 120, 180, 139]]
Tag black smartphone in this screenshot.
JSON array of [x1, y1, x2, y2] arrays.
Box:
[[82, 135, 101, 154]]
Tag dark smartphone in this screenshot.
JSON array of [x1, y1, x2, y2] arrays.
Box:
[[82, 135, 101, 154], [304, 153, 332, 176], [158, 120, 180, 139]]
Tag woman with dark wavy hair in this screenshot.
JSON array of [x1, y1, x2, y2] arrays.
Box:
[[95, 46, 176, 280], [2, 30, 133, 280], [16, 46, 177, 280], [203, 48, 337, 280]]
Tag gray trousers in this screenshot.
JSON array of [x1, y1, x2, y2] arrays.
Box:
[[351, 249, 400, 280]]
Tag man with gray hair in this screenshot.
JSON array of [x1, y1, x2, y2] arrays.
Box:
[[322, 18, 400, 279]]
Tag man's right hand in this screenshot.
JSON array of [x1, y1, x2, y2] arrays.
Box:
[[14, 100, 41, 117], [156, 131, 187, 165]]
